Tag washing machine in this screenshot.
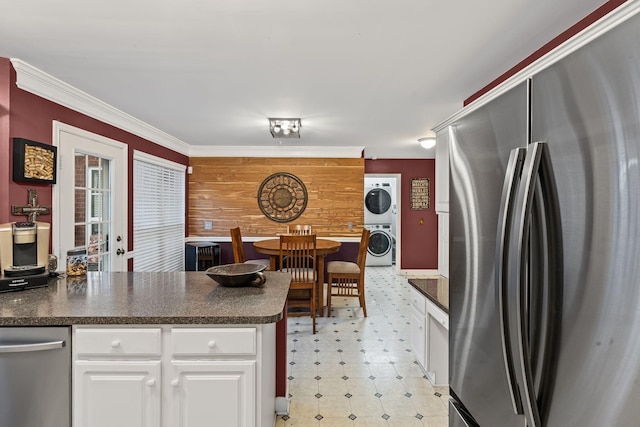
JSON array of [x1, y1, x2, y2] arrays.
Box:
[[364, 182, 393, 224], [365, 224, 393, 266]]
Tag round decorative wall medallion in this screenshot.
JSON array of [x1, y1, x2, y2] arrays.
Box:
[[258, 172, 308, 223]]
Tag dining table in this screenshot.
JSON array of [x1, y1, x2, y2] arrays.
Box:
[[253, 237, 341, 317]]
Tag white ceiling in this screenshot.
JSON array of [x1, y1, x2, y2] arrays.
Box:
[[0, 0, 605, 158]]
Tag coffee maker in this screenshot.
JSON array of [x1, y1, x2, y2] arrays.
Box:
[[0, 189, 52, 292], [0, 221, 51, 291]]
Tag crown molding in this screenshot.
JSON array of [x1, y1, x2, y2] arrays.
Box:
[[188, 145, 365, 158], [10, 58, 191, 156], [433, 1, 640, 132]]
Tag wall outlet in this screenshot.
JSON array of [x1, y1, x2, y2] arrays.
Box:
[[204, 220, 213, 230], [347, 222, 353, 230]]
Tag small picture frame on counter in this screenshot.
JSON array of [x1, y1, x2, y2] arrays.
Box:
[[12, 138, 58, 184]]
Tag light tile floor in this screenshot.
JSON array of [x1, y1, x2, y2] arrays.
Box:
[[276, 266, 449, 427]]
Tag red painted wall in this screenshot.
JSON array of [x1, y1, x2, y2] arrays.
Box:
[[365, 159, 437, 270], [1, 58, 189, 257]]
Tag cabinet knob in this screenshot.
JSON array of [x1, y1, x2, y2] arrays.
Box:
[[111, 340, 121, 348], [171, 379, 179, 387], [146, 378, 156, 387], [207, 340, 216, 349]]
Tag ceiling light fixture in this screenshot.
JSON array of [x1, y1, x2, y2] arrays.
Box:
[[269, 118, 301, 138], [418, 137, 436, 149]]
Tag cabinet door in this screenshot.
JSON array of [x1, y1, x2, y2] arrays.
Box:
[[437, 213, 449, 278], [426, 301, 449, 386], [435, 127, 450, 213], [169, 360, 256, 427], [74, 361, 161, 427], [410, 306, 426, 370]]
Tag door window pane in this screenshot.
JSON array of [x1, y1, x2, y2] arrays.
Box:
[[74, 152, 112, 271]]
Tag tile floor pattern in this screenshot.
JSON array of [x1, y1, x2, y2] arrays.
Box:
[[276, 266, 449, 427]]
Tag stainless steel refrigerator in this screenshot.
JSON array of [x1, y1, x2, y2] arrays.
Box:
[[449, 11, 640, 427]]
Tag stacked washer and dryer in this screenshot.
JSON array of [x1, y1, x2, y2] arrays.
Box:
[[364, 178, 396, 266]]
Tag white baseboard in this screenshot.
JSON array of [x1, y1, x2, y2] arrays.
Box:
[[398, 269, 440, 277], [275, 396, 290, 416]]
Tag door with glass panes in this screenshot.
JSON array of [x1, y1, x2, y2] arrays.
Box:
[[54, 122, 127, 272]]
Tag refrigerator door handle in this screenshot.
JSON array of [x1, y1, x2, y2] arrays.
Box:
[[510, 142, 544, 427], [530, 141, 564, 423], [510, 141, 562, 427], [495, 147, 526, 415]]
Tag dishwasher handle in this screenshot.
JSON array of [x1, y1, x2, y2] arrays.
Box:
[[0, 339, 66, 353]]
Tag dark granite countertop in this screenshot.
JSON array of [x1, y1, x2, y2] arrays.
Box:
[[408, 277, 449, 314], [0, 271, 291, 326]]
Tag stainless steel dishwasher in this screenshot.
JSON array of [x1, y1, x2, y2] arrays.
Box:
[[0, 327, 71, 427]]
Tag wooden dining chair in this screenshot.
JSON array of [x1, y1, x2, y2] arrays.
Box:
[[287, 224, 313, 235], [326, 228, 371, 317], [230, 227, 270, 270], [279, 234, 318, 334]]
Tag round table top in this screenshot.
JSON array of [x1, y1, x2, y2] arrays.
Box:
[[253, 238, 341, 256]]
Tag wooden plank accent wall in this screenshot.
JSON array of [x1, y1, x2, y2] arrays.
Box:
[[188, 157, 364, 238]]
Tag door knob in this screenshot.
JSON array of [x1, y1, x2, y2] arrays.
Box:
[[116, 248, 125, 255]]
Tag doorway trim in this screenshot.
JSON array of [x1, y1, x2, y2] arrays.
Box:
[[364, 173, 401, 274], [52, 121, 129, 271]]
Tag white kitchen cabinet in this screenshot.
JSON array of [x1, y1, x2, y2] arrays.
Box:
[[409, 287, 449, 386], [73, 325, 274, 427], [410, 287, 427, 369], [168, 327, 258, 427], [435, 127, 450, 213], [74, 327, 163, 427], [436, 127, 450, 278], [437, 213, 449, 278], [74, 361, 161, 427], [169, 361, 255, 427], [425, 299, 449, 386], [410, 307, 426, 368]]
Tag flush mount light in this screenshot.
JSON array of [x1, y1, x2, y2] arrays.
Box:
[[269, 118, 301, 138], [418, 137, 436, 149]]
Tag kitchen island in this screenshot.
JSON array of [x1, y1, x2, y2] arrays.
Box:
[[0, 271, 291, 427]]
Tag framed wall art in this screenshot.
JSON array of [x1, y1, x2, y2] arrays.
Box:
[[410, 177, 430, 210], [12, 138, 57, 184]]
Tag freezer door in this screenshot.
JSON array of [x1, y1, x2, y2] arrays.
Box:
[[530, 12, 640, 426], [449, 82, 527, 426]]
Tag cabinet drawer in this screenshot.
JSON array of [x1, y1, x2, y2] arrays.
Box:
[[409, 287, 426, 315], [75, 328, 162, 358], [171, 328, 256, 357]]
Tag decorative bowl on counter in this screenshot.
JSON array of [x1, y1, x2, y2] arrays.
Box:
[[205, 263, 267, 287]]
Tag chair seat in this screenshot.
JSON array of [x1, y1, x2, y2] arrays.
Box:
[[326, 261, 360, 275]]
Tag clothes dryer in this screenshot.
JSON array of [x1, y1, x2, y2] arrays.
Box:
[[364, 182, 393, 224], [365, 224, 393, 266]]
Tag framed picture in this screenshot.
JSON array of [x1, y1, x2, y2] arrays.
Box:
[[410, 178, 430, 210], [12, 138, 57, 184]]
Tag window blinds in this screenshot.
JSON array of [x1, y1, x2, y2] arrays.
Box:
[[133, 152, 186, 271]]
